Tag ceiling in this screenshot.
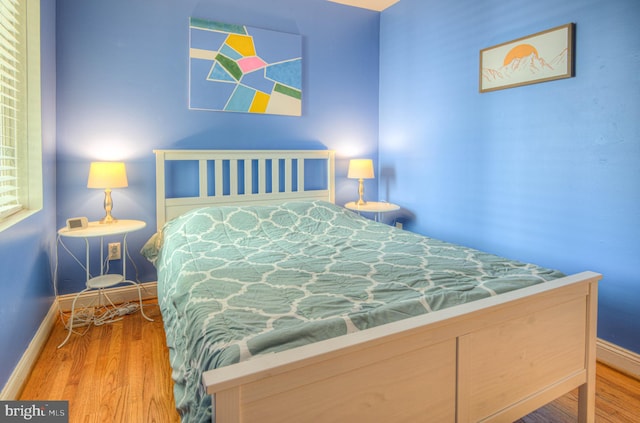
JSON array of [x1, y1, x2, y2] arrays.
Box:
[[326, 0, 400, 11]]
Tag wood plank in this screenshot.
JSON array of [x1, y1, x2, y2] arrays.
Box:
[[517, 363, 640, 423], [216, 387, 241, 423], [465, 297, 587, 421], [241, 339, 456, 423], [579, 279, 599, 422]]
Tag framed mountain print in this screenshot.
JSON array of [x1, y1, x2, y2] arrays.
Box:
[[480, 23, 575, 93]]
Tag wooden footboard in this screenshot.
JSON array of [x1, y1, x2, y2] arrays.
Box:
[[203, 271, 600, 422]]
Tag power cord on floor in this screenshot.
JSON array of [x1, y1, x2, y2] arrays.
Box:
[[93, 302, 140, 326], [59, 301, 142, 331]]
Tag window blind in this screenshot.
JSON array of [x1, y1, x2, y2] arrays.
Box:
[[0, 0, 24, 219]]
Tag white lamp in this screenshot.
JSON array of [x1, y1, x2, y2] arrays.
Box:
[[347, 159, 374, 206], [87, 161, 128, 224]]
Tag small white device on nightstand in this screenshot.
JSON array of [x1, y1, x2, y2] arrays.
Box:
[[66, 216, 88, 231]]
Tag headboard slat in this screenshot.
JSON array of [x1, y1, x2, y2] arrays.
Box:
[[215, 159, 223, 198], [272, 159, 280, 195], [244, 159, 251, 196], [284, 159, 293, 193], [298, 158, 304, 193], [258, 159, 266, 194], [199, 160, 207, 198], [230, 159, 239, 196]]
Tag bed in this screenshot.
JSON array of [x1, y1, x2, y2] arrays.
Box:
[[149, 149, 600, 423]]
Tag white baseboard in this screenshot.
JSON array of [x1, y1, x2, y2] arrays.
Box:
[[597, 338, 640, 380], [57, 281, 157, 312], [0, 301, 58, 400], [0, 282, 158, 400]]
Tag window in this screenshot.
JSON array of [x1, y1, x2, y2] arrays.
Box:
[[0, 0, 42, 232]]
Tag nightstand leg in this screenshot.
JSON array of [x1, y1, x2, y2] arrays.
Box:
[[137, 282, 154, 321], [58, 287, 90, 349], [121, 280, 154, 322], [85, 238, 90, 283]]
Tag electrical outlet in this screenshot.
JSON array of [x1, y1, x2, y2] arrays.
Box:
[[108, 242, 121, 260]]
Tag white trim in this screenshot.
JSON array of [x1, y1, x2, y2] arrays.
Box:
[[0, 282, 158, 399], [0, 300, 58, 400], [0, 0, 42, 233], [597, 338, 640, 380], [56, 281, 157, 311]]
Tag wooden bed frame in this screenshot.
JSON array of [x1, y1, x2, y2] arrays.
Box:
[[154, 149, 600, 423]]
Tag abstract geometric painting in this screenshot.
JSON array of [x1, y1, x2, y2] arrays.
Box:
[[189, 18, 302, 116]]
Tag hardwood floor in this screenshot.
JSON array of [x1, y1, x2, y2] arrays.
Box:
[[516, 362, 640, 423], [19, 299, 640, 422], [19, 300, 180, 423]]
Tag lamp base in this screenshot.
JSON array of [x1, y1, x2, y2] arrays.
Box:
[[99, 215, 117, 224], [356, 178, 367, 206], [99, 189, 117, 224]]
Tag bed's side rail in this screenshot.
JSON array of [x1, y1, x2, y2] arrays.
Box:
[[154, 149, 335, 230]]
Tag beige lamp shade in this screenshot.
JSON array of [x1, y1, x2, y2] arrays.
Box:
[[87, 161, 128, 224], [87, 162, 128, 189], [347, 159, 374, 179]]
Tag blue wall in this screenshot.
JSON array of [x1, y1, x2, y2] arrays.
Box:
[[0, 1, 57, 391], [379, 0, 640, 353], [55, 0, 380, 294]]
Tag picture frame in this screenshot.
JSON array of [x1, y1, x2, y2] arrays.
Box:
[[479, 23, 575, 93], [189, 18, 302, 116]]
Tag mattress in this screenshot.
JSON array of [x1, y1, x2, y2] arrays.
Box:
[[145, 200, 564, 422]]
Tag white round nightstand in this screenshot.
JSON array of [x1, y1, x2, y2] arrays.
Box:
[[59, 219, 146, 238], [57, 219, 152, 348], [58, 219, 146, 287], [344, 201, 400, 222]]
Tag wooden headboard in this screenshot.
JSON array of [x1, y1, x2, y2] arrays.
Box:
[[154, 149, 335, 231]]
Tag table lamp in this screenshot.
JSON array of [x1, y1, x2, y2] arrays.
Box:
[[347, 159, 374, 206], [87, 161, 128, 224]]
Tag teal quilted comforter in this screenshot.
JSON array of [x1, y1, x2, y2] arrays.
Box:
[[152, 201, 564, 422]]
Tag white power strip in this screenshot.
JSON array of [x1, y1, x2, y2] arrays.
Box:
[[117, 303, 139, 316]]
